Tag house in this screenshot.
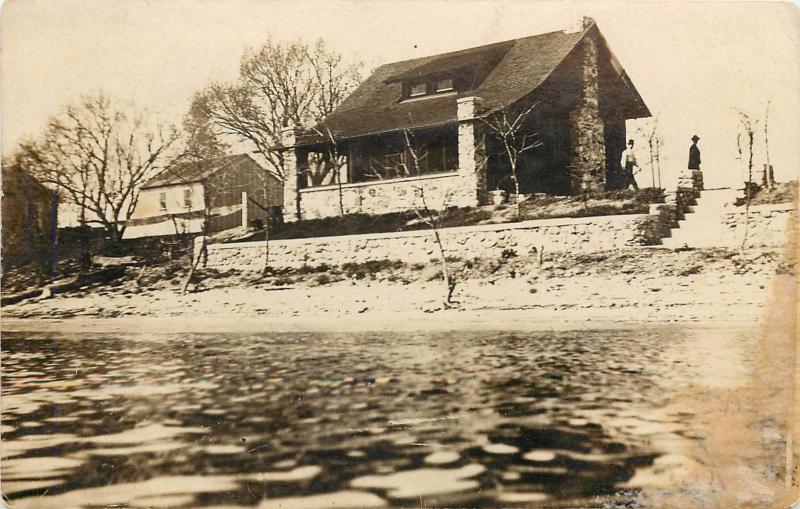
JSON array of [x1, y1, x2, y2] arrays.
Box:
[[1, 164, 57, 272], [124, 154, 282, 239], [278, 18, 649, 221]]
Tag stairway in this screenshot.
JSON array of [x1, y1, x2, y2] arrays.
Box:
[[660, 188, 741, 249]]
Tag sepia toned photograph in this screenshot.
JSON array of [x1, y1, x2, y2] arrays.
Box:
[[0, 1, 798, 508]]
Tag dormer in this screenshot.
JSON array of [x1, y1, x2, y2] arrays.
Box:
[[401, 74, 459, 100], [387, 39, 515, 102]]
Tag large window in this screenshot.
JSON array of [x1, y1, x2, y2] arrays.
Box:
[[347, 127, 458, 183]]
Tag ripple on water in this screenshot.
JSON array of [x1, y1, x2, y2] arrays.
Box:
[[258, 490, 387, 509], [202, 444, 246, 455], [523, 450, 557, 462], [483, 443, 519, 455], [350, 464, 486, 498], [497, 492, 549, 503], [2, 479, 65, 496], [11, 475, 240, 509], [2, 456, 83, 478], [242, 465, 322, 482]]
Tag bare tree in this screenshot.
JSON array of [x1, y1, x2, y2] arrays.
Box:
[[398, 129, 458, 306], [763, 100, 774, 189], [636, 111, 663, 189], [480, 102, 541, 217], [172, 111, 232, 292], [192, 38, 360, 186], [309, 123, 348, 215], [734, 108, 758, 251], [191, 38, 360, 270], [16, 93, 180, 244]]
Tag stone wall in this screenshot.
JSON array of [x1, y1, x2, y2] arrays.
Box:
[[719, 203, 797, 249], [569, 33, 606, 193], [297, 172, 471, 219], [204, 213, 659, 271]]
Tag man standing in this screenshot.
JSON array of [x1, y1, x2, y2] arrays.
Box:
[[619, 139, 639, 190], [688, 135, 701, 170]]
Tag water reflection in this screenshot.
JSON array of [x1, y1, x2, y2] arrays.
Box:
[[1, 328, 753, 507]]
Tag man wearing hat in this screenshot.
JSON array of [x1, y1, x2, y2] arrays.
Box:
[[688, 135, 701, 170], [619, 139, 639, 190]]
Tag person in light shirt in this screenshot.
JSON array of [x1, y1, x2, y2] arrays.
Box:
[[619, 139, 640, 190]]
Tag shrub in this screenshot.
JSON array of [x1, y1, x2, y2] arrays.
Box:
[[501, 248, 518, 259], [296, 263, 332, 275], [273, 276, 294, 286], [634, 187, 666, 204]]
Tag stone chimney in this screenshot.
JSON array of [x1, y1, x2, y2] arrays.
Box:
[[564, 15, 596, 34]]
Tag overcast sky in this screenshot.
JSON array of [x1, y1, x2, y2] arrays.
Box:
[[2, 0, 799, 189]]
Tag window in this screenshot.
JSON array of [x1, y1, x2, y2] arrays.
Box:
[[435, 78, 454, 92], [159, 192, 167, 211], [183, 188, 192, 208], [409, 82, 426, 97]]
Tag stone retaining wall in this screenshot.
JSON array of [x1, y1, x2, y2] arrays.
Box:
[[204, 213, 659, 271], [720, 203, 797, 249]]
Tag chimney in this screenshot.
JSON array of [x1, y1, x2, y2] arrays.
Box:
[[582, 16, 596, 29]]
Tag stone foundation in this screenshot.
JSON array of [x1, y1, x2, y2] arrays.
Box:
[[297, 172, 471, 219], [204, 213, 660, 271]]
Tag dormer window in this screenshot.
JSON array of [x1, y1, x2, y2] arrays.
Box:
[[435, 78, 454, 92], [403, 76, 458, 100], [409, 82, 427, 97]]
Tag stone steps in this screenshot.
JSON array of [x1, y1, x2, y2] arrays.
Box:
[[660, 188, 740, 249]]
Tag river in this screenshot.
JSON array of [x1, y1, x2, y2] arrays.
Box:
[[1, 326, 793, 508]]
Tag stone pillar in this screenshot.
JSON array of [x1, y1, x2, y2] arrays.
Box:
[[457, 96, 488, 207], [280, 125, 306, 223], [677, 169, 704, 194], [568, 33, 606, 194]]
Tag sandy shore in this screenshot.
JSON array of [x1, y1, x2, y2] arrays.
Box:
[[1, 246, 793, 333]]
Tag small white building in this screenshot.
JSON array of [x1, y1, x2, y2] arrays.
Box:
[[124, 154, 282, 239]]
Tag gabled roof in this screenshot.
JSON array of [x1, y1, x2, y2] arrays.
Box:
[[298, 22, 649, 146], [142, 154, 263, 189]]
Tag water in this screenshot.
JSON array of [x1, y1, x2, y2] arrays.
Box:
[[0, 327, 767, 508]]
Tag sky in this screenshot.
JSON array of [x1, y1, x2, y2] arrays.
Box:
[[2, 0, 799, 191]]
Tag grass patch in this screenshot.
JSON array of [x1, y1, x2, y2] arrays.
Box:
[[737, 180, 798, 206]]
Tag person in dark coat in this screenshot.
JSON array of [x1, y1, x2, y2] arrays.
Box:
[[688, 135, 701, 170]]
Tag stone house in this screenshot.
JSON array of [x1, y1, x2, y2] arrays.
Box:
[[1, 165, 57, 271], [125, 154, 282, 239], [278, 18, 650, 221]]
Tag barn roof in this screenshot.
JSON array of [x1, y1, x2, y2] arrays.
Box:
[[142, 154, 264, 189], [296, 21, 649, 146]]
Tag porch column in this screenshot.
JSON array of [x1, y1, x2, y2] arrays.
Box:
[[280, 124, 306, 223], [457, 96, 488, 207]]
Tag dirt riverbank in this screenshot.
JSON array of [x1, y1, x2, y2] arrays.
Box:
[[1, 246, 793, 333]]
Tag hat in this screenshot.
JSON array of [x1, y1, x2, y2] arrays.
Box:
[[691, 135, 700, 141]]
